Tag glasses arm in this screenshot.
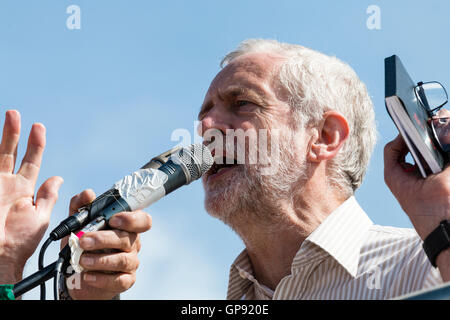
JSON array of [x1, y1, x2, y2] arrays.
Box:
[[416, 83, 432, 110]]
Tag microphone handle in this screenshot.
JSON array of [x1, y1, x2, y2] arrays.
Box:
[[56, 160, 188, 272], [49, 189, 131, 241], [58, 216, 107, 269], [49, 145, 182, 241], [84, 146, 183, 222], [88, 189, 131, 221]]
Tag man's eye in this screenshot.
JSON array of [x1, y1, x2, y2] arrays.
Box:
[[234, 100, 258, 113], [237, 100, 249, 107]]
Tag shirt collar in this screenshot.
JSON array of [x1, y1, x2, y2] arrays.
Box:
[[227, 250, 254, 300], [296, 195, 373, 277], [227, 196, 373, 299]]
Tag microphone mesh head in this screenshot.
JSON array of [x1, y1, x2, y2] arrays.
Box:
[[173, 144, 213, 183]]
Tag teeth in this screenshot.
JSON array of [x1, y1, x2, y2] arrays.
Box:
[[214, 156, 236, 165]]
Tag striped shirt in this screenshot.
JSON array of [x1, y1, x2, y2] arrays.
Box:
[[227, 196, 444, 300]]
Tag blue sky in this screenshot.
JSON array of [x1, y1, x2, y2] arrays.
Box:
[[1, 1, 449, 299]]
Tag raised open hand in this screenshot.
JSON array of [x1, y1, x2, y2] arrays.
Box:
[[0, 110, 63, 284]]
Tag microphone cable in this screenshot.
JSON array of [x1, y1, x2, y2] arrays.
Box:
[[53, 257, 64, 300], [38, 237, 54, 300]]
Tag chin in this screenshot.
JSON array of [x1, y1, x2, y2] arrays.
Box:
[[202, 167, 251, 224]]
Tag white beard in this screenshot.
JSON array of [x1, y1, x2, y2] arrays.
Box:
[[202, 133, 308, 231]]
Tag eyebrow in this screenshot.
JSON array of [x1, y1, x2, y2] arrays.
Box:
[[198, 84, 268, 120], [220, 85, 267, 102]]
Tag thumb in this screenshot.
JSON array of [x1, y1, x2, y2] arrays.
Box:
[[35, 176, 64, 222]]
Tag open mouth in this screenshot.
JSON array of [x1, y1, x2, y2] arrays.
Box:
[[207, 156, 240, 181]]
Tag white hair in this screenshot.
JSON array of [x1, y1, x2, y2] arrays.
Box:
[[221, 39, 377, 196]]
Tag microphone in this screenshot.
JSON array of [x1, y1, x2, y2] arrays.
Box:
[[15, 144, 211, 300], [49, 144, 213, 241], [140, 145, 182, 170]]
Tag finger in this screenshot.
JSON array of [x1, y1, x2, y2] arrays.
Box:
[[383, 135, 420, 189], [69, 189, 96, 215], [109, 210, 152, 233], [35, 176, 64, 222], [61, 189, 97, 249], [17, 123, 46, 184], [81, 271, 136, 292], [80, 251, 139, 273], [384, 135, 409, 171], [79, 230, 138, 252], [0, 110, 21, 173]]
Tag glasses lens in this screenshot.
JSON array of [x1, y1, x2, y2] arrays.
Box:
[[430, 107, 450, 155], [419, 82, 448, 111]]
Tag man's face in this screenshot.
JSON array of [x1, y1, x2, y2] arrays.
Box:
[[197, 53, 310, 225]]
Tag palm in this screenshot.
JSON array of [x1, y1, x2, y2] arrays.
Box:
[[0, 110, 63, 284], [0, 173, 46, 265]]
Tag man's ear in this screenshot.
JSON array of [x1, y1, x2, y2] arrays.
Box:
[[307, 111, 350, 162]]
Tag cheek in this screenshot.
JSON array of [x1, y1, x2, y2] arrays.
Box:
[[238, 121, 256, 131], [278, 129, 308, 161], [236, 113, 275, 136]]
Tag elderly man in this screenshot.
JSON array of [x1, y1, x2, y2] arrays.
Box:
[[2, 40, 448, 300], [197, 39, 449, 299]]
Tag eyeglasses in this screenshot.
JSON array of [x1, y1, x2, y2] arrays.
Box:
[[414, 81, 450, 157]]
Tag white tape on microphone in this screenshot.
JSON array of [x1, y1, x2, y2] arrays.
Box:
[[114, 168, 168, 211], [68, 169, 168, 274], [68, 233, 84, 273]]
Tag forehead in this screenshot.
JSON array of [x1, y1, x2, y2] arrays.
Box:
[[206, 52, 285, 97]]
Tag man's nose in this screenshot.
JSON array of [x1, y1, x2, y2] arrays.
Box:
[[198, 107, 232, 137]]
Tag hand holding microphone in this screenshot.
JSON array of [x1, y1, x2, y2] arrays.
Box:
[[59, 189, 148, 300], [57, 144, 213, 300], [11, 143, 213, 300]]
